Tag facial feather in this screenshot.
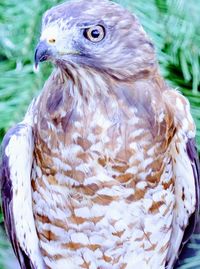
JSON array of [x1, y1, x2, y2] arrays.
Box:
[[38, 0, 156, 80]]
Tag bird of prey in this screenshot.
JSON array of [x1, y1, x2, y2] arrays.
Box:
[[0, 0, 199, 268]]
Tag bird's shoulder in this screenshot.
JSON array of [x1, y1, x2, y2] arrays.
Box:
[[162, 88, 195, 135]]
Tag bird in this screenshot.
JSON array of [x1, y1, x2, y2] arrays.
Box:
[[0, 0, 199, 268]]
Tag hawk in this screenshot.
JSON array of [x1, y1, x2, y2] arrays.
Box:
[[0, 0, 199, 268]]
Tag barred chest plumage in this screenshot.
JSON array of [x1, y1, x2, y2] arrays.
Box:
[[31, 70, 177, 269]]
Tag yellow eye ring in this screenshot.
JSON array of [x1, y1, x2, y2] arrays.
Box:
[[84, 25, 105, 42]]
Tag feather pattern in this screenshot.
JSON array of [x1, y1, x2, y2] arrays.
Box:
[[0, 110, 44, 269], [30, 67, 198, 269], [0, 1, 199, 269]]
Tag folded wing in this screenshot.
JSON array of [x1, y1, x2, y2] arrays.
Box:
[[165, 91, 200, 269], [0, 122, 44, 269]]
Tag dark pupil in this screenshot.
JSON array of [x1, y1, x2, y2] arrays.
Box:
[[91, 29, 100, 38]]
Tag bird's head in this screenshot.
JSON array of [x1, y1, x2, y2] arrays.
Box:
[[35, 0, 156, 80]]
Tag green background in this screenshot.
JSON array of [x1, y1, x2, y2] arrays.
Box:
[[0, 0, 200, 268]]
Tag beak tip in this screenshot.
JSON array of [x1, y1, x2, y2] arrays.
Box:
[[33, 63, 40, 73], [34, 41, 52, 67], [34, 47, 39, 67]]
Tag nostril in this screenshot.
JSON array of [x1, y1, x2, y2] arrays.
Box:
[[48, 38, 56, 44]]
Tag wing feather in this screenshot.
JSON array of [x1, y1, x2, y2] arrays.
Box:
[[166, 137, 199, 268], [0, 123, 44, 269], [173, 138, 200, 268], [163, 90, 200, 268], [183, 138, 199, 242], [162, 90, 200, 268]]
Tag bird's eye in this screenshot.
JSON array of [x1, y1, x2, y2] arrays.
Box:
[[84, 25, 105, 42]]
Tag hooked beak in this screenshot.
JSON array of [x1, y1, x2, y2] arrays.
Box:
[[34, 41, 53, 69]]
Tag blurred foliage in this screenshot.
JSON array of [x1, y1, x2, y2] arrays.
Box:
[[0, 225, 19, 269], [0, 0, 61, 138], [0, 0, 200, 268]]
